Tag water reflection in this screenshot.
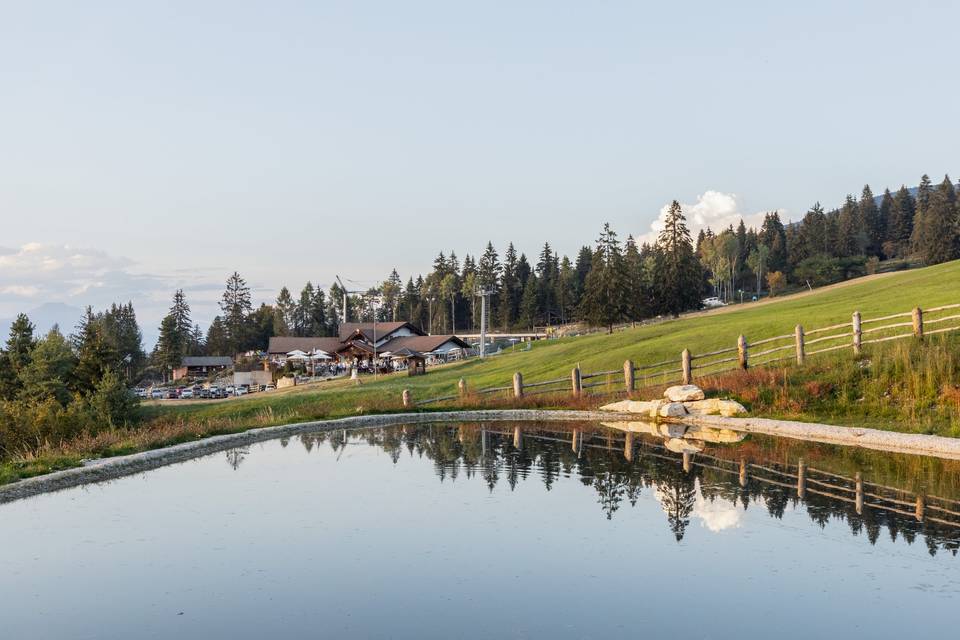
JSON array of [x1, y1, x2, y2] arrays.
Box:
[[283, 421, 960, 555]]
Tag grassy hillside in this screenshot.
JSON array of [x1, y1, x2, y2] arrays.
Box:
[[4, 260, 959, 485], [146, 260, 960, 421]]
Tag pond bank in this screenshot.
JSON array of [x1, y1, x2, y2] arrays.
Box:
[[680, 414, 960, 460], [5, 408, 960, 505], [0, 410, 631, 504]]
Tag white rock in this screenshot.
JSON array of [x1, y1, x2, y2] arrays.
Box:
[[717, 400, 747, 417], [684, 398, 720, 415], [659, 402, 688, 418], [664, 385, 705, 402], [600, 400, 660, 417]]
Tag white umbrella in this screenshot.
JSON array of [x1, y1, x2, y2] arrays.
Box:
[[310, 351, 332, 360], [286, 349, 308, 357]]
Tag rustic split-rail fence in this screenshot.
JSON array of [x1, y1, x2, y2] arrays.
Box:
[[407, 302, 960, 407]]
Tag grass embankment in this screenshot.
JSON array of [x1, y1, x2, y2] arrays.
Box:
[[3, 260, 960, 485]]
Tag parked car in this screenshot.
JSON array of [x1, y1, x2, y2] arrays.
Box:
[[225, 385, 235, 395], [165, 389, 178, 399], [180, 388, 194, 399], [702, 296, 727, 308], [234, 386, 248, 396], [264, 384, 276, 392], [151, 389, 164, 399]]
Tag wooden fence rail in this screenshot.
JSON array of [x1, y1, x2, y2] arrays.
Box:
[[410, 302, 960, 407]]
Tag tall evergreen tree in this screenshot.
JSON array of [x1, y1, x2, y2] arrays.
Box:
[[220, 271, 252, 353], [579, 223, 627, 332], [654, 201, 702, 317], [273, 286, 296, 336]]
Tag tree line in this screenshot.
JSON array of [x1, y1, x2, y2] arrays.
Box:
[[0, 305, 143, 457], [155, 171, 959, 367]]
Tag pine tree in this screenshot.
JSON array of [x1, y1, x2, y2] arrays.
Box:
[[5, 313, 36, 374], [518, 274, 540, 330], [169, 289, 192, 338], [910, 174, 933, 254], [273, 286, 296, 336], [578, 223, 627, 332], [205, 316, 230, 355], [655, 201, 702, 318], [220, 271, 252, 353], [72, 309, 119, 394], [17, 327, 75, 405], [917, 176, 959, 264], [890, 186, 915, 257], [154, 314, 184, 376], [878, 189, 896, 258], [623, 236, 645, 323], [859, 185, 883, 257]]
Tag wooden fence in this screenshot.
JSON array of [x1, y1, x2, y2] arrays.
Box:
[[409, 303, 960, 407]]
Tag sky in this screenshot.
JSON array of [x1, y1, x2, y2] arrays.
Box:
[[2, 1, 958, 343]]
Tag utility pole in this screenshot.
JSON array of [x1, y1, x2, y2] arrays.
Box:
[[477, 288, 494, 358], [336, 275, 349, 324]]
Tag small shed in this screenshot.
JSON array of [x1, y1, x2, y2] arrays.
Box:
[[391, 347, 427, 376]]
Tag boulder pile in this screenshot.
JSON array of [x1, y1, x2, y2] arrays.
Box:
[[600, 384, 746, 419]]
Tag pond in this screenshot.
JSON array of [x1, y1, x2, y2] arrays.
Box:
[[2, 421, 959, 639]]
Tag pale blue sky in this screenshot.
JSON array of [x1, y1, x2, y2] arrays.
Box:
[[1, 1, 958, 336]]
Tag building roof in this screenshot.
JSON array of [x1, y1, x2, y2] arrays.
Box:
[[181, 356, 233, 367], [337, 321, 424, 342], [267, 336, 343, 355], [380, 335, 471, 354]]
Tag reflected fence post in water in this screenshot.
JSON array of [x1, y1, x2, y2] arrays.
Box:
[[797, 458, 807, 499], [916, 495, 925, 522], [624, 432, 634, 462], [571, 430, 580, 454], [855, 472, 864, 515], [513, 426, 523, 450], [739, 459, 748, 488], [481, 428, 488, 459], [682, 451, 691, 473]]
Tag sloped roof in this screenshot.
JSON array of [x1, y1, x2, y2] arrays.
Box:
[[267, 336, 343, 355], [337, 322, 424, 342], [380, 335, 471, 354], [182, 356, 233, 367]]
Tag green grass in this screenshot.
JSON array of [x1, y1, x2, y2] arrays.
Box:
[[3, 260, 960, 486], [145, 259, 960, 424]]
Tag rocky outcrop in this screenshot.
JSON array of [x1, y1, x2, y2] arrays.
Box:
[[600, 385, 746, 418]]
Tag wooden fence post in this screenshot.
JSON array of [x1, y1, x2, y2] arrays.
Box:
[[513, 372, 524, 399], [852, 311, 862, 356], [458, 378, 467, 396], [737, 335, 748, 370], [624, 360, 635, 393], [681, 349, 692, 385], [571, 366, 582, 397], [402, 389, 411, 408], [913, 307, 924, 339], [795, 324, 805, 365]]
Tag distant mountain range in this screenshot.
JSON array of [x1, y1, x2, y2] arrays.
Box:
[[0, 302, 83, 340]]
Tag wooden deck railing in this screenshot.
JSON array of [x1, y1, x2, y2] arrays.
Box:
[[409, 302, 960, 407]]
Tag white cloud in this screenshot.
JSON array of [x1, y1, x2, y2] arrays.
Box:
[[637, 190, 784, 245], [693, 480, 742, 532], [0, 285, 41, 297]]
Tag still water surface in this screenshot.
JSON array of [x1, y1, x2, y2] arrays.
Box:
[[2, 421, 959, 639]]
